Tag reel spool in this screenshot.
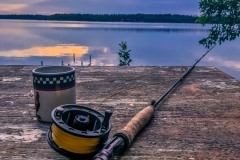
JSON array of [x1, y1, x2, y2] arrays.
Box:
[[47, 104, 112, 159]]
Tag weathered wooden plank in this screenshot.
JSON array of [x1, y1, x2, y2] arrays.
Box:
[[0, 66, 239, 159]]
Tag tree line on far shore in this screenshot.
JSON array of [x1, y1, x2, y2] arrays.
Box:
[[0, 14, 198, 23]]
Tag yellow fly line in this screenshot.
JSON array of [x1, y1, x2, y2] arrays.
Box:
[[51, 124, 100, 154], [95, 75, 184, 110]]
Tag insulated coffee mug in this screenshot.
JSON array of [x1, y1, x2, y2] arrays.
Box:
[[32, 66, 76, 122]]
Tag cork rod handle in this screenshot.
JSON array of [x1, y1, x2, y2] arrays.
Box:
[[116, 106, 155, 145]]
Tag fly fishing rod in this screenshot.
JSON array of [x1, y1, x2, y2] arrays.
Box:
[[92, 45, 216, 160]]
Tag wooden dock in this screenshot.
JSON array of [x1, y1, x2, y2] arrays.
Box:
[[0, 66, 239, 159]]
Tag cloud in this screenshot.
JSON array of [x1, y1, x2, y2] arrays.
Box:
[[0, 0, 47, 14], [0, 4, 27, 14]]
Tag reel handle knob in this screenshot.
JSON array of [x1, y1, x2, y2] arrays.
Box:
[[55, 107, 64, 117], [101, 110, 112, 130]]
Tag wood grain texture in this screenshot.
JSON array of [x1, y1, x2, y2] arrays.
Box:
[[0, 66, 239, 160]]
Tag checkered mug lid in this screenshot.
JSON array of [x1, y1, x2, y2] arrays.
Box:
[[32, 66, 75, 91]]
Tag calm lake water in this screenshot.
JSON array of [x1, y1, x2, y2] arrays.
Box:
[[0, 20, 240, 80]]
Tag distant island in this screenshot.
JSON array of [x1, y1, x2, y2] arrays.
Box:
[[0, 14, 199, 23]]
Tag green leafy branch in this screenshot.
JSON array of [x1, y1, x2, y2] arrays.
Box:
[[117, 41, 132, 66], [196, 0, 240, 49]]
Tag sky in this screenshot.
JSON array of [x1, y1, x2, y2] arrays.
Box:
[[0, 0, 201, 15]]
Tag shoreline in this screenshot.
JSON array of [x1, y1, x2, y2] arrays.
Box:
[[0, 13, 199, 23]]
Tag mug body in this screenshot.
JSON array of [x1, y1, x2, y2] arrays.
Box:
[[32, 66, 76, 122]]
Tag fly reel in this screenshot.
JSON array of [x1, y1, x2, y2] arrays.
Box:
[[47, 104, 112, 159]]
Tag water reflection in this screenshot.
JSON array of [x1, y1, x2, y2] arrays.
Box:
[[0, 45, 89, 57], [51, 27, 209, 33], [0, 20, 211, 29], [0, 20, 239, 80]]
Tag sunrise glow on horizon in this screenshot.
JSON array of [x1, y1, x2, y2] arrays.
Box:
[[0, 0, 200, 15]]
